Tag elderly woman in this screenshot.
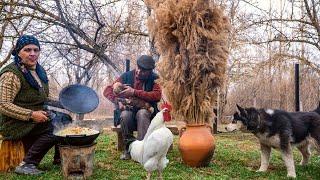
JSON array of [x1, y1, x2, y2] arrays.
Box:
[[0, 35, 60, 175]]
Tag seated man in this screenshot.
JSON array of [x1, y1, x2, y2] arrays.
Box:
[[0, 35, 61, 175], [103, 55, 161, 160]]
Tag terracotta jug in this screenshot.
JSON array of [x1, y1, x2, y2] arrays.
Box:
[[179, 124, 215, 167]]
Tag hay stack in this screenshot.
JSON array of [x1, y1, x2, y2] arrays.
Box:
[[146, 0, 230, 124]]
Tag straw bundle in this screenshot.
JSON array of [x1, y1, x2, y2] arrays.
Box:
[[146, 0, 230, 124]]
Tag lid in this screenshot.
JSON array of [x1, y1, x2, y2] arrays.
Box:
[[59, 84, 99, 114]]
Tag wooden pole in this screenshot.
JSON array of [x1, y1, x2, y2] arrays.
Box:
[[295, 63, 300, 111], [125, 59, 130, 72], [213, 88, 219, 134]]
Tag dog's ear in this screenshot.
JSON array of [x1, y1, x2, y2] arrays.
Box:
[[236, 104, 247, 115], [233, 111, 248, 125], [233, 112, 240, 119], [232, 112, 239, 123]]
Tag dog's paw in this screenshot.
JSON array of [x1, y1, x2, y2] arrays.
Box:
[[287, 173, 296, 178], [256, 168, 267, 172]]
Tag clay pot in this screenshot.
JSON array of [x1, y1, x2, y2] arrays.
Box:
[[178, 124, 215, 167]]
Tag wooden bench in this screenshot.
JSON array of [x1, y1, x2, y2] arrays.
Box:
[[0, 138, 25, 172], [111, 125, 179, 151]]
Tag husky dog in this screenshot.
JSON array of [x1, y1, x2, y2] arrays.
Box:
[[226, 105, 320, 178]]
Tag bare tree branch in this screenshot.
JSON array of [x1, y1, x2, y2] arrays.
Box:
[[54, 0, 120, 72], [304, 0, 320, 39]]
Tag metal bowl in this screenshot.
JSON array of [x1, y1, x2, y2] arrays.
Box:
[[59, 84, 99, 114]]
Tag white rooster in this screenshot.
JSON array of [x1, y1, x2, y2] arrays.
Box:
[[129, 108, 174, 180]]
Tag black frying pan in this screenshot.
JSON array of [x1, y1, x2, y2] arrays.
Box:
[[55, 132, 100, 146]]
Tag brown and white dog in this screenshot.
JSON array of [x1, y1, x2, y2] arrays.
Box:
[[226, 104, 320, 178]]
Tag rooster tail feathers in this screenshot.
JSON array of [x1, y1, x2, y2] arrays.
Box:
[[129, 140, 144, 163]]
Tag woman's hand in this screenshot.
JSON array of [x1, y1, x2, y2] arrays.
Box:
[[31, 110, 48, 123]]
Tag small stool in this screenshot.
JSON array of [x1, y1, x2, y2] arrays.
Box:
[[60, 143, 96, 180], [0, 139, 25, 172]]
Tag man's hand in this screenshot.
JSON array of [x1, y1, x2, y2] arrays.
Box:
[[118, 85, 135, 98], [31, 110, 48, 123]]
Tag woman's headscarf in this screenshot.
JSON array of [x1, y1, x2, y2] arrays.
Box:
[[12, 35, 48, 90]]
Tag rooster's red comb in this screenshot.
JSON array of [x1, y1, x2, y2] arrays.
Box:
[[161, 102, 172, 111], [161, 102, 172, 122]]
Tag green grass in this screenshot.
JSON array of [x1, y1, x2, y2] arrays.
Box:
[[0, 132, 319, 180]]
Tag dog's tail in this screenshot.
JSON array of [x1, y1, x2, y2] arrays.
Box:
[[310, 113, 320, 152]]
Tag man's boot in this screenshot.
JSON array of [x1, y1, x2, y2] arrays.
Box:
[[14, 162, 43, 175], [120, 137, 136, 160], [120, 149, 131, 160]]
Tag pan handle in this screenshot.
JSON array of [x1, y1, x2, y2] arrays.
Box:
[[66, 134, 87, 138]]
